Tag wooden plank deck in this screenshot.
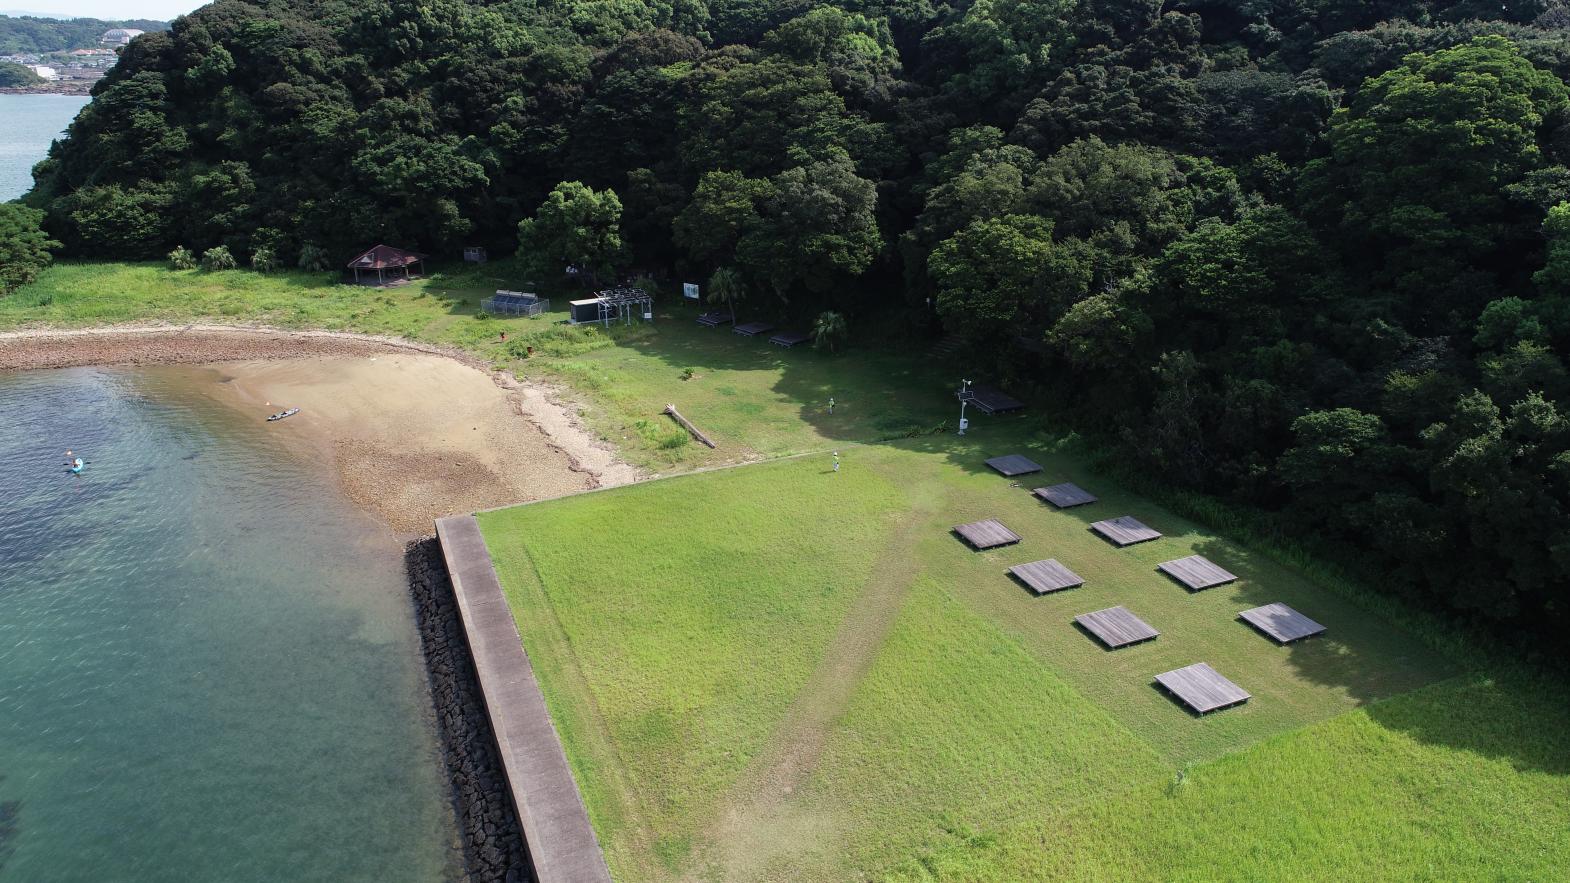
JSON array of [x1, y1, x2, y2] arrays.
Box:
[[1075, 606, 1159, 648], [1033, 482, 1098, 509], [696, 311, 732, 326], [969, 386, 1025, 414], [953, 519, 1021, 550], [1239, 602, 1326, 643], [1089, 516, 1162, 547], [734, 321, 775, 336], [1009, 559, 1084, 594], [985, 454, 1043, 477], [1157, 555, 1238, 591], [1154, 663, 1251, 714], [769, 330, 812, 347]]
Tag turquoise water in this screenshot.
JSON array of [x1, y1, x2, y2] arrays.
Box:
[[0, 94, 87, 201], [0, 368, 464, 881]]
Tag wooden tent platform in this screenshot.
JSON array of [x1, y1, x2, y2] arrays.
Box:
[[696, 311, 732, 326], [1239, 603, 1326, 643], [770, 330, 812, 347], [1090, 516, 1162, 547], [1009, 559, 1084, 595], [1033, 482, 1098, 509], [953, 519, 1021, 550], [969, 386, 1025, 414], [1157, 555, 1238, 591], [1155, 663, 1251, 714], [734, 321, 775, 336], [1075, 606, 1159, 649], [985, 454, 1043, 477]]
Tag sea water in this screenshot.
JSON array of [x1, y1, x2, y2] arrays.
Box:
[[0, 368, 463, 881], [0, 94, 88, 201]]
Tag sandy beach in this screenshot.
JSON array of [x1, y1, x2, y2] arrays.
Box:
[[0, 325, 640, 532]]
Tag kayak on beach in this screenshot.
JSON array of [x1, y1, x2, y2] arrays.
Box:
[[267, 408, 300, 422]]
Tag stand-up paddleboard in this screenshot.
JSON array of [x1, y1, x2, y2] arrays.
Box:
[[68, 457, 84, 474], [266, 408, 300, 422]]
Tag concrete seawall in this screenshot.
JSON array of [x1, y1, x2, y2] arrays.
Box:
[[434, 515, 613, 883]]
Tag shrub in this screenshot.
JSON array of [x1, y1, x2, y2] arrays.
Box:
[[251, 246, 279, 273], [167, 245, 198, 270], [0, 203, 60, 295], [813, 311, 849, 352], [297, 243, 330, 272], [201, 246, 237, 271]]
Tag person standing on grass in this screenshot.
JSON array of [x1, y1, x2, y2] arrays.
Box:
[[828, 397, 835, 415], [833, 451, 840, 473]]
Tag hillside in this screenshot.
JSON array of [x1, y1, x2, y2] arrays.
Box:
[[20, 0, 1570, 649], [0, 13, 165, 54]]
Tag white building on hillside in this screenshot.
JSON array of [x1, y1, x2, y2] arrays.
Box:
[[100, 28, 144, 46], [27, 64, 58, 80]]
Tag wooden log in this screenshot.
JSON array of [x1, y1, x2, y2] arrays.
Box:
[[664, 403, 717, 448]]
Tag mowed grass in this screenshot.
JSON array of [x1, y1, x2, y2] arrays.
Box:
[[2, 261, 955, 470], [475, 441, 1561, 881]]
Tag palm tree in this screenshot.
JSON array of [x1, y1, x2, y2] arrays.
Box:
[[708, 267, 746, 324], [813, 311, 848, 353]]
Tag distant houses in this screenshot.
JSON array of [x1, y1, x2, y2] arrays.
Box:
[[100, 28, 144, 46]]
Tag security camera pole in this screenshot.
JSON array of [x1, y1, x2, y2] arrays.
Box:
[[957, 379, 972, 436]]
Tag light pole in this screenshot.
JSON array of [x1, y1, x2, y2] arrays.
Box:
[[957, 379, 972, 435]]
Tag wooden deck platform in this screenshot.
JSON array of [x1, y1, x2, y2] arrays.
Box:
[[985, 454, 1043, 477], [1008, 559, 1084, 594], [953, 519, 1021, 550], [696, 311, 732, 326], [1075, 606, 1159, 649], [1157, 555, 1238, 591], [1155, 663, 1251, 714], [769, 330, 812, 347], [1238, 602, 1326, 643], [1033, 482, 1098, 509], [969, 386, 1025, 414], [734, 321, 775, 336], [1089, 516, 1162, 547]]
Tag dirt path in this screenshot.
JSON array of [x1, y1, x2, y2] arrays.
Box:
[[694, 484, 945, 880]]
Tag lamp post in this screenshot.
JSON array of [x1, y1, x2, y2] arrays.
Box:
[[957, 379, 972, 436]]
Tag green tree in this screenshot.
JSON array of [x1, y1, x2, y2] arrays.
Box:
[[738, 154, 882, 299], [0, 203, 59, 295], [707, 267, 746, 324], [518, 181, 624, 283], [929, 214, 1094, 340], [813, 310, 849, 352], [0, 61, 42, 88], [251, 246, 279, 273]]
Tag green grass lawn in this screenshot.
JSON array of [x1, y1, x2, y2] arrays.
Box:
[[477, 440, 1565, 882]]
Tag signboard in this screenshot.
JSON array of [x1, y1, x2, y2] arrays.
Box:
[[683, 282, 700, 300]]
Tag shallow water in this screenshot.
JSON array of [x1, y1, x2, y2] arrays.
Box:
[[0, 367, 463, 881], [0, 94, 87, 201]]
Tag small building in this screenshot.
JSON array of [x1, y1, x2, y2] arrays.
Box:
[[568, 298, 607, 324], [462, 246, 487, 263], [346, 244, 427, 286], [100, 29, 145, 46]]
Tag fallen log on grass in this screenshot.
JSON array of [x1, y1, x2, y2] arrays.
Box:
[[664, 403, 717, 448]]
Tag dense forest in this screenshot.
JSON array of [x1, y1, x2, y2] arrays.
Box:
[[0, 15, 167, 54], [24, 0, 1570, 645]]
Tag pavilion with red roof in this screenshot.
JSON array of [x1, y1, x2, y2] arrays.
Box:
[[346, 244, 427, 286]]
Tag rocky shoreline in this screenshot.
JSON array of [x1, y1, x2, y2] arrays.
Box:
[[405, 538, 532, 883]]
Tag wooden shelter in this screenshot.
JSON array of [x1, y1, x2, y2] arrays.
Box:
[[347, 244, 427, 286]]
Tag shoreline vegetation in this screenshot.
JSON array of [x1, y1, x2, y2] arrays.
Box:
[[0, 85, 91, 95]]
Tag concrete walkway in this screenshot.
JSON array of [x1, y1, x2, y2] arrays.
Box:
[[435, 515, 612, 883]]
